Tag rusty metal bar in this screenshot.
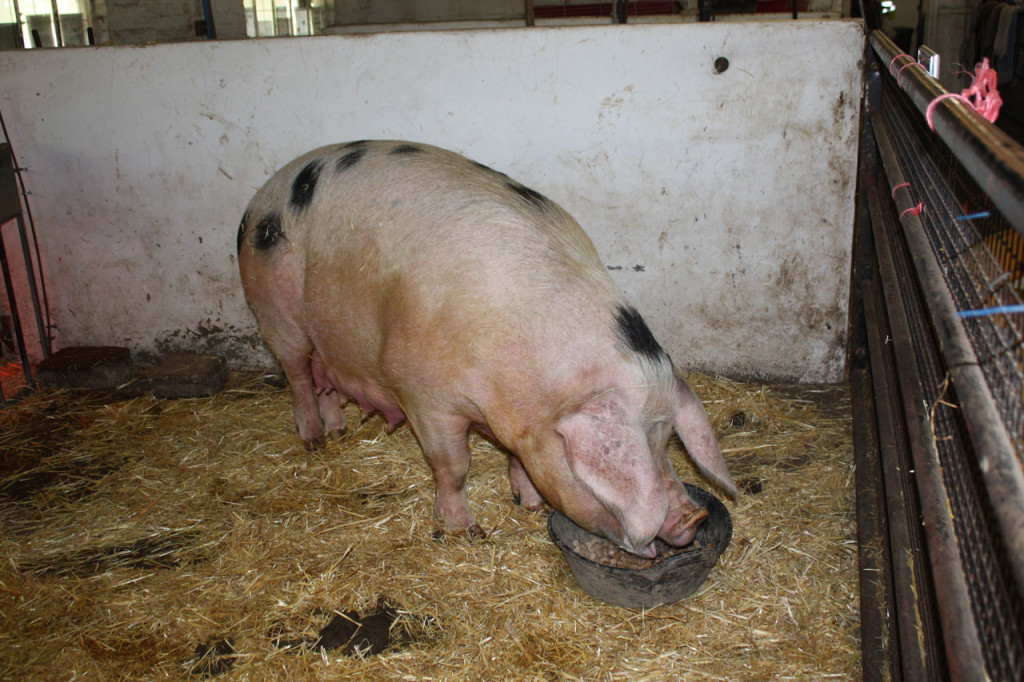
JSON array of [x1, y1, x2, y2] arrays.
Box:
[[850, 357, 892, 681], [863, 206, 950, 679], [858, 280, 909, 680], [869, 125, 989, 678], [849, 85, 894, 680]]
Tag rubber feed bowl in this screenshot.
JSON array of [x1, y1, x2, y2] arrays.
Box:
[[548, 484, 732, 609]]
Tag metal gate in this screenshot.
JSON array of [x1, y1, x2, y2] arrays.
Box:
[[852, 29, 1024, 681]]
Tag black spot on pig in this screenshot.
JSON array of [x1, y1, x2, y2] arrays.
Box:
[[290, 160, 322, 212], [336, 147, 367, 173], [615, 305, 665, 360], [508, 182, 551, 211], [236, 211, 250, 253], [253, 213, 283, 250], [390, 144, 423, 155], [473, 161, 508, 178]]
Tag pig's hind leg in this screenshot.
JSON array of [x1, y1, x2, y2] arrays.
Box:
[[260, 322, 344, 450], [270, 335, 327, 449], [309, 350, 348, 439], [406, 410, 484, 537]]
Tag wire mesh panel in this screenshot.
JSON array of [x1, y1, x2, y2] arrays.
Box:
[[879, 72, 1024, 463], [854, 30, 1024, 681], [880, 91, 1023, 679]]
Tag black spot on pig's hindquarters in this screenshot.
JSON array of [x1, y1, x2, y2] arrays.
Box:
[[336, 146, 368, 173], [253, 213, 284, 250], [615, 305, 666, 360], [508, 181, 551, 211], [389, 144, 423, 155], [290, 160, 323, 212]]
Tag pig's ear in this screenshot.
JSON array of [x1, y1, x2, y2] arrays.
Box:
[[674, 377, 738, 499], [556, 392, 667, 542]]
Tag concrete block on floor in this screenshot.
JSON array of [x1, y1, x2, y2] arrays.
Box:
[[34, 346, 134, 390], [147, 352, 229, 398]]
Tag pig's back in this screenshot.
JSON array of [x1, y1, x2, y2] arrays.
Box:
[[298, 142, 602, 278], [242, 140, 626, 402]]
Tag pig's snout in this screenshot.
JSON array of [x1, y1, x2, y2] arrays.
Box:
[[634, 541, 659, 560], [597, 487, 668, 560], [617, 532, 661, 559], [658, 502, 710, 548], [617, 502, 708, 559]]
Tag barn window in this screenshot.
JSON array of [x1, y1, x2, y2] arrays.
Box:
[[245, 0, 326, 38], [0, 0, 91, 48]]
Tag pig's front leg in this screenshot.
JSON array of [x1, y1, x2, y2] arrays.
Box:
[[508, 454, 545, 510], [408, 410, 483, 537]]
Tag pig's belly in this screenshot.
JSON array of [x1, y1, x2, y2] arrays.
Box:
[[310, 350, 406, 430]]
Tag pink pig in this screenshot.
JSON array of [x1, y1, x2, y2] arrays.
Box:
[[238, 140, 737, 558]]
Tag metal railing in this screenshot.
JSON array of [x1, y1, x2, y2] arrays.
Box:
[[853, 29, 1024, 681]]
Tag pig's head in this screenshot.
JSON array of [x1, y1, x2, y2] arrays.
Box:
[[536, 370, 737, 559]]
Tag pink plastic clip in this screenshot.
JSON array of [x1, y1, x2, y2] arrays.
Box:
[[896, 61, 927, 87], [900, 202, 923, 219], [888, 53, 913, 75]]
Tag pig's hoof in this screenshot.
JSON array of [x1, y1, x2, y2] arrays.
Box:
[[431, 525, 487, 542], [303, 435, 326, 451], [512, 494, 546, 512], [466, 524, 487, 540]]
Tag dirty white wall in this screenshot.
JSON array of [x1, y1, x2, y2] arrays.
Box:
[[0, 20, 864, 383]]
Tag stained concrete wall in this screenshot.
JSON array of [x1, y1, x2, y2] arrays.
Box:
[[0, 21, 864, 383]]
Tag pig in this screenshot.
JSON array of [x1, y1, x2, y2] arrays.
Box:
[[237, 140, 737, 558]]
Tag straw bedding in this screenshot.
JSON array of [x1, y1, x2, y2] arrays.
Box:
[[0, 371, 859, 679]]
